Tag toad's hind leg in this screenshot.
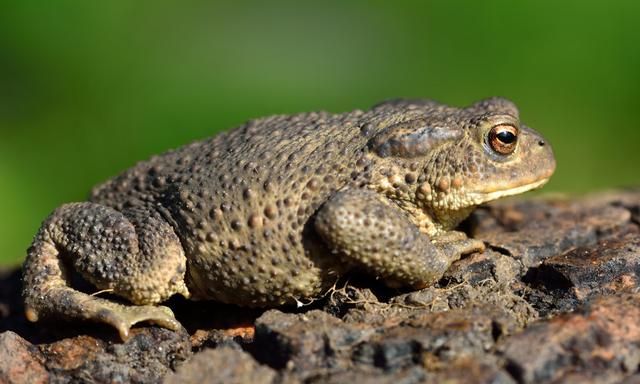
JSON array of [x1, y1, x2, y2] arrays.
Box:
[[22, 202, 190, 339]]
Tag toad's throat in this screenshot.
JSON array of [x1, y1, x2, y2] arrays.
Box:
[[467, 178, 550, 204]]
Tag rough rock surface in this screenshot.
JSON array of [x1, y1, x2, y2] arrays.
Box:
[[2, 189, 640, 383]]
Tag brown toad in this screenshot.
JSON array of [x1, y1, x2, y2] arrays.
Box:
[[22, 98, 555, 338]]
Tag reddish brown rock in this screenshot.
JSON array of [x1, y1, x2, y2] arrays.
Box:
[[0, 331, 48, 384], [36, 327, 191, 383], [40, 336, 105, 371], [502, 293, 640, 384], [189, 324, 255, 350], [429, 357, 516, 384], [164, 347, 275, 384]]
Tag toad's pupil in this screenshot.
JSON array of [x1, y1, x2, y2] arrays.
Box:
[[497, 131, 516, 144]]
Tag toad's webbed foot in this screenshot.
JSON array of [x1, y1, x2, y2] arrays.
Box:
[[25, 289, 181, 340], [90, 301, 180, 340]]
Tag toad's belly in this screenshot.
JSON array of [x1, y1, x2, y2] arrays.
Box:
[[183, 238, 330, 307]]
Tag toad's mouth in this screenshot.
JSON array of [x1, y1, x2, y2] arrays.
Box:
[[467, 178, 551, 204]]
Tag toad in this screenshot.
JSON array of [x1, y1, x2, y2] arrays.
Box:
[[22, 98, 555, 338]]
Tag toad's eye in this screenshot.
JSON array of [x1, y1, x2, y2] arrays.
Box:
[[488, 124, 518, 155]]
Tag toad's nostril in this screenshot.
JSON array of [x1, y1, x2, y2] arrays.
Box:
[[538, 140, 545, 146]]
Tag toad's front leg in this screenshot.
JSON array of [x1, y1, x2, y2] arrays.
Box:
[[314, 189, 484, 288]]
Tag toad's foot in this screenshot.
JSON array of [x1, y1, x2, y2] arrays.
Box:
[[25, 292, 181, 340], [435, 235, 486, 256], [92, 302, 181, 340]]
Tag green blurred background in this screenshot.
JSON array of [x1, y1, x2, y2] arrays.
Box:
[[1, 1, 639, 265]]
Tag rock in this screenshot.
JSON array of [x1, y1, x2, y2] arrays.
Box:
[[619, 374, 640, 384], [502, 293, 640, 384], [473, 198, 632, 268], [304, 366, 430, 384], [0, 331, 48, 384], [322, 285, 383, 318], [38, 327, 192, 383], [352, 305, 518, 371], [428, 357, 517, 384], [443, 250, 521, 285], [579, 189, 640, 226], [188, 326, 255, 351], [1, 190, 640, 383], [39, 335, 105, 372], [300, 358, 516, 384], [386, 281, 537, 331], [252, 309, 374, 373], [524, 232, 640, 315], [164, 347, 275, 384]]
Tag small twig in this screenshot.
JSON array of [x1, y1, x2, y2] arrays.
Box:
[[90, 288, 114, 296]]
